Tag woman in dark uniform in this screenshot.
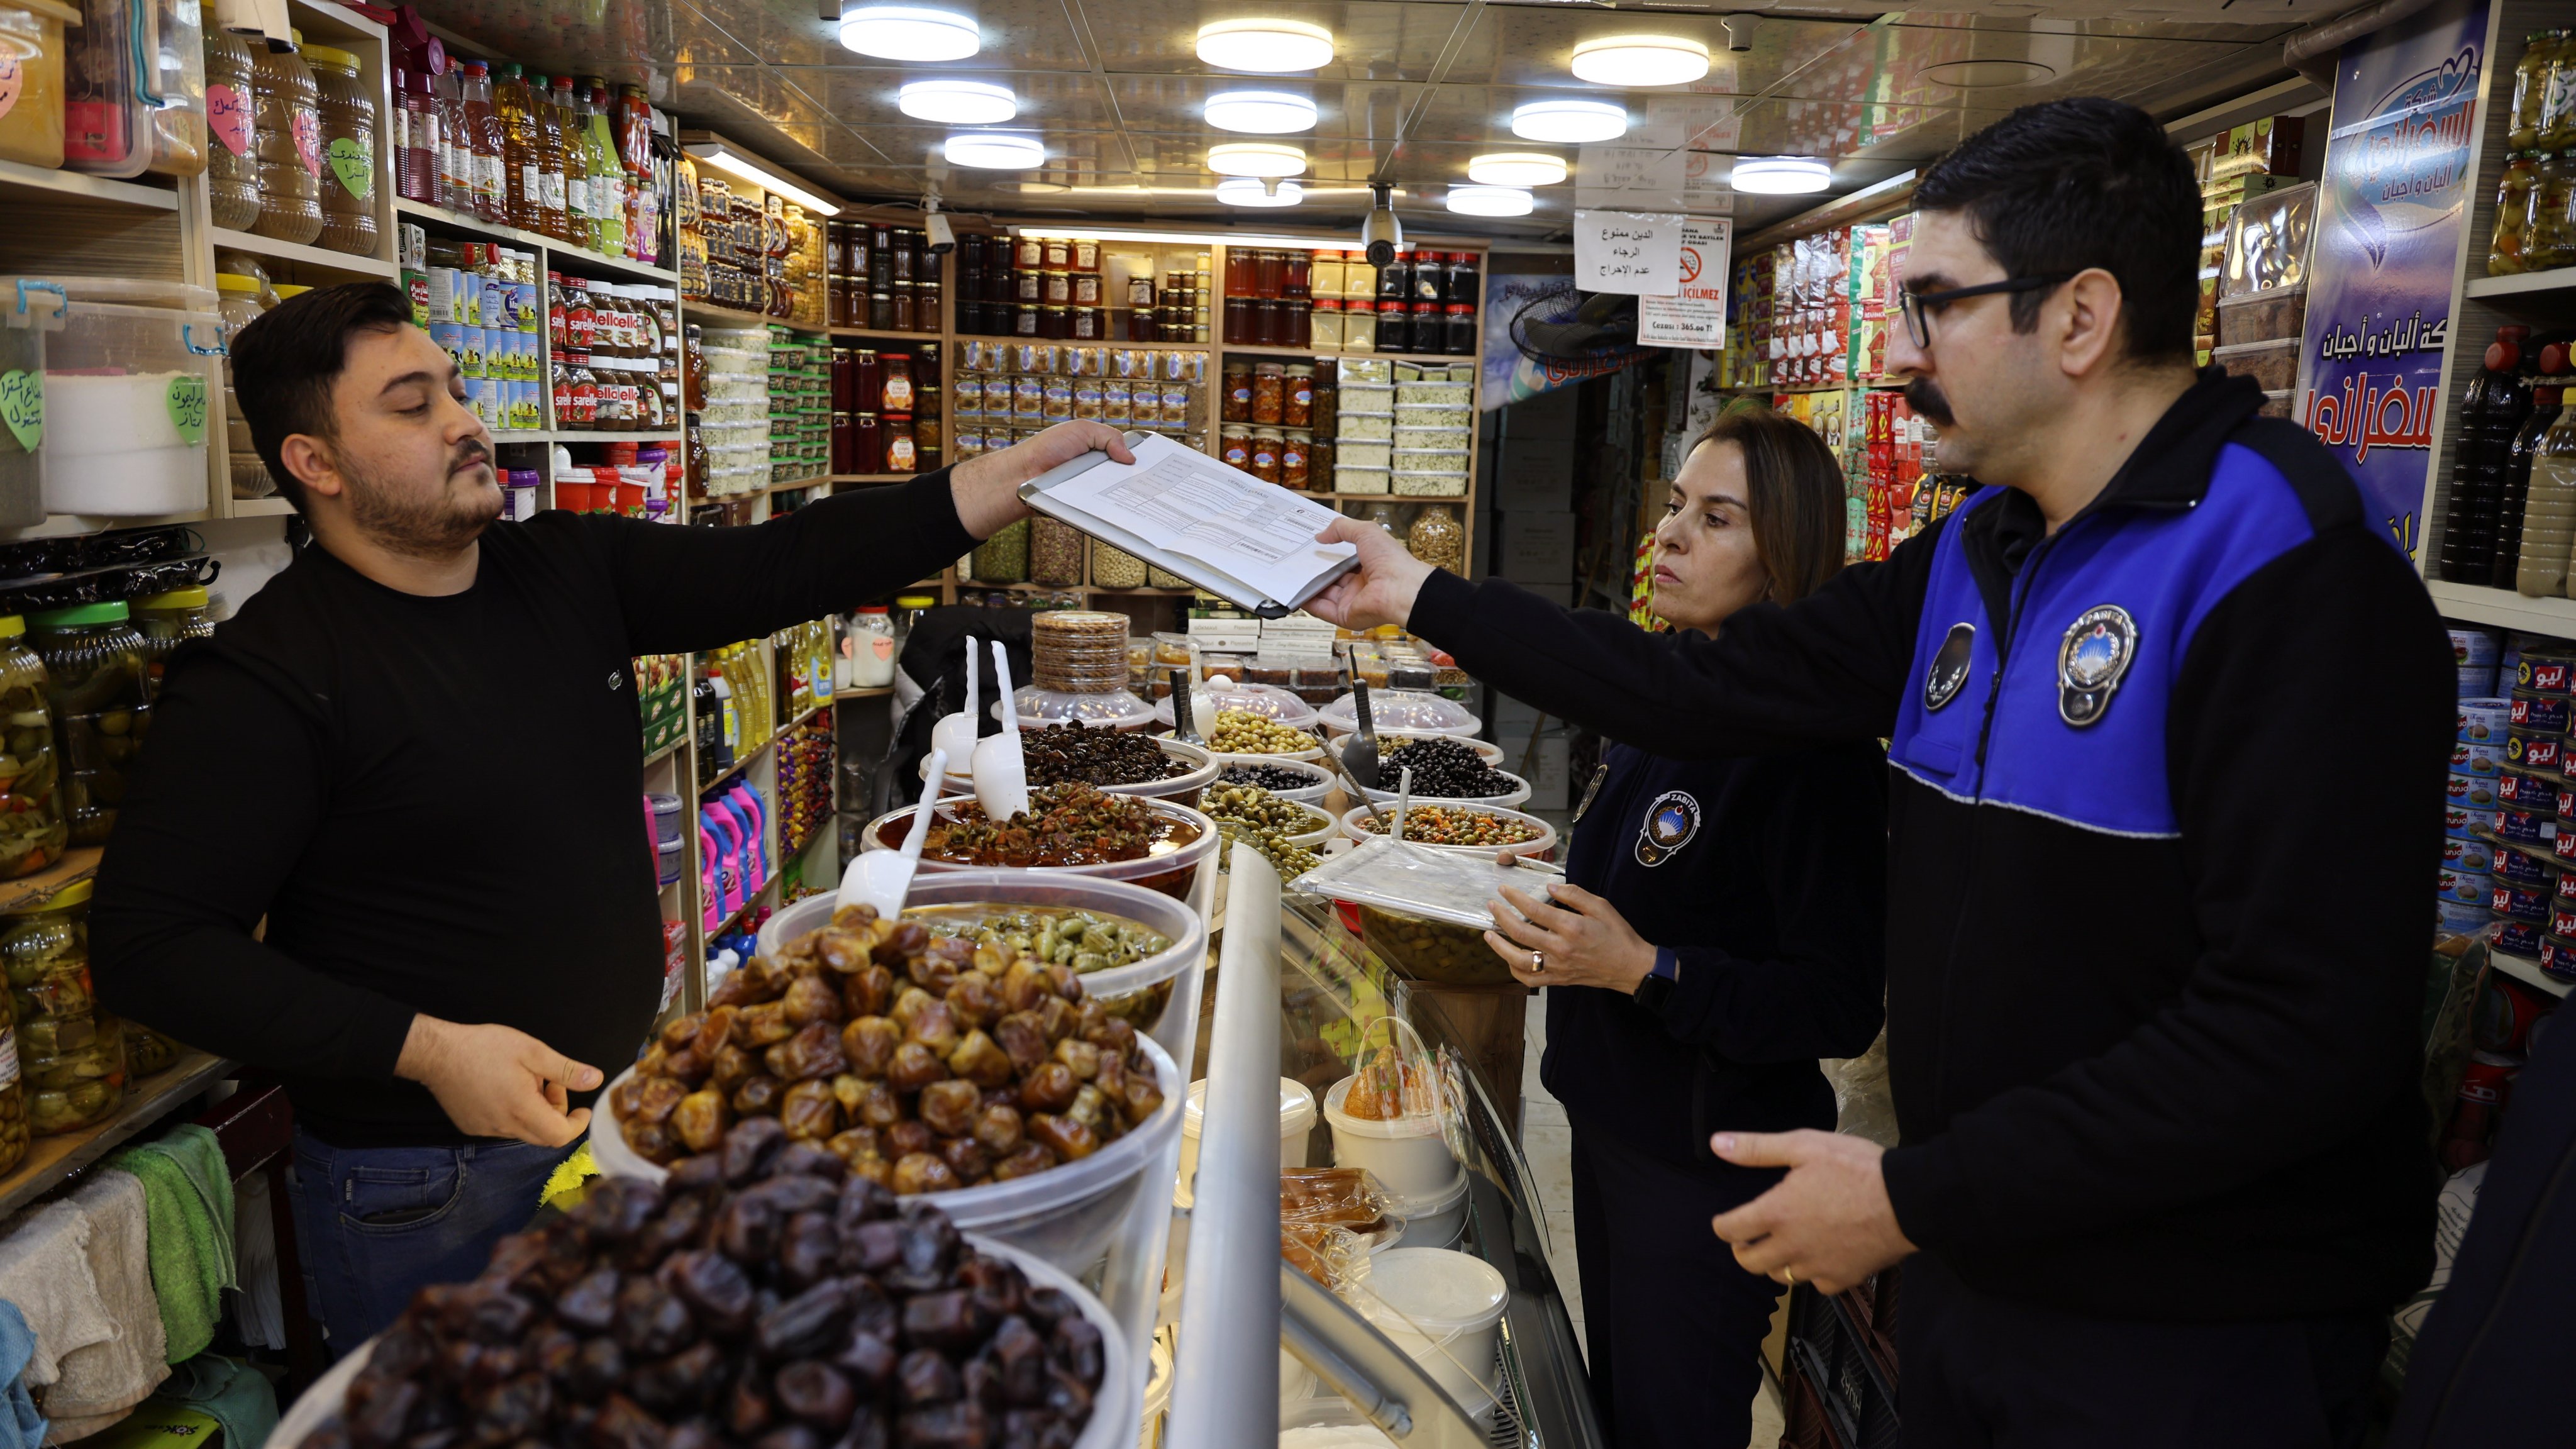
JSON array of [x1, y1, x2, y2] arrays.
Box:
[[1484, 408, 1888, 1448]]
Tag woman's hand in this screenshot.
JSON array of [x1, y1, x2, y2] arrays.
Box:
[[1485, 880, 1659, 993], [950, 421, 1135, 539], [1301, 516, 1435, 630]]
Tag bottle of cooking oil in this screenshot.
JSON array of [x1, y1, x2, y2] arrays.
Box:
[[2516, 401, 2576, 596]]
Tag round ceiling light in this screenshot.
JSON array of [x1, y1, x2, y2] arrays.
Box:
[[1729, 155, 1832, 193], [1920, 58, 2056, 89], [898, 79, 1016, 124], [1570, 35, 1710, 87], [1446, 184, 1533, 217], [1207, 141, 1306, 178], [1511, 98, 1627, 144], [1468, 152, 1566, 187], [1196, 19, 1335, 74], [838, 4, 979, 61], [1204, 90, 1318, 135], [943, 131, 1045, 169], [1216, 177, 1304, 207]]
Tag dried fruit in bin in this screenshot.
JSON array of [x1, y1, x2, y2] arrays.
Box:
[[292, 1138, 1102, 1449], [914, 783, 1191, 867], [619, 901, 1165, 1196]]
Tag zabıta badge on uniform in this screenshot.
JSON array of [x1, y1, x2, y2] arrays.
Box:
[[2058, 604, 2138, 727], [1634, 789, 1700, 867], [1924, 622, 1975, 711]]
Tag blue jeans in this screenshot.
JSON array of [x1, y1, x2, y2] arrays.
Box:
[[286, 1128, 571, 1352]]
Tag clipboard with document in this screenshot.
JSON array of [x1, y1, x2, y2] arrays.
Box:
[[1014, 430, 1361, 618]]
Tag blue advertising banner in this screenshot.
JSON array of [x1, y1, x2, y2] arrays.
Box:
[[2298, 0, 2489, 557]]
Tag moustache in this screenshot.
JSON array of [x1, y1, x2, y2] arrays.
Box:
[[1904, 378, 1955, 428], [450, 441, 492, 475]]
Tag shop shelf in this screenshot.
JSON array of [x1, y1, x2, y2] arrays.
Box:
[[1222, 342, 1473, 365], [207, 227, 397, 280], [0, 1050, 234, 1222], [828, 473, 924, 484], [686, 300, 823, 331], [2465, 266, 2576, 301], [828, 326, 946, 343], [229, 496, 299, 518], [389, 197, 679, 285], [0, 158, 176, 211], [2489, 946, 2572, 999], [2426, 579, 2576, 635]]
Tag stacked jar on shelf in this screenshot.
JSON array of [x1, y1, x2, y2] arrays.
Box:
[[956, 238, 1211, 342], [1392, 362, 1473, 496], [540, 271, 680, 435], [1218, 357, 1330, 491], [827, 223, 943, 333], [2489, 32, 2576, 276], [828, 344, 938, 475], [952, 341, 1207, 460], [768, 330, 828, 485], [682, 169, 824, 323]]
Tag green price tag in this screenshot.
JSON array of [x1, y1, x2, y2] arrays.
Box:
[[164, 375, 207, 445], [0, 371, 38, 453], [327, 136, 374, 200]]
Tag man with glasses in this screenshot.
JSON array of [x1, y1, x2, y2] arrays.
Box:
[[1306, 97, 2449, 1445]]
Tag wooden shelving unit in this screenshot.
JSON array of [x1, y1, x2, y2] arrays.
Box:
[[0, 1052, 236, 1222]]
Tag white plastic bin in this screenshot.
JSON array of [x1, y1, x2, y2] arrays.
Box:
[[35, 282, 221, 517], [1359, 1247, 1509, 1426], [1382, 1169, 1470, 1251], [1323, 1074, 1458, 1198], [1177, 1075, 1317, 1197]]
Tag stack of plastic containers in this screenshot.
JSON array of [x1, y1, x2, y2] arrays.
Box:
[[694, 326, 769, 498], [1390, 363, 1472, 497], [647, 791, 685, 887], [1333, 358, 1393, 494]]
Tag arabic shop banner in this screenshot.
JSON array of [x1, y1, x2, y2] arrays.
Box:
[[2297, 0, 2487, 557]]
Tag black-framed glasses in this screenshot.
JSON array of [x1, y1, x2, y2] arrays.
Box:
[[1897, 273, 2076, 348]]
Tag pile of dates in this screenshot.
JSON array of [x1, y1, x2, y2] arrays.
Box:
[[301, 1126, 1104, 1449], [617, 902, 1165, 1197]]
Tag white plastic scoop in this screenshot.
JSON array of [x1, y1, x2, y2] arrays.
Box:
[[972, 640, 1031, 822], [928, 635, 980, 776], [840, 747, 948, 918]]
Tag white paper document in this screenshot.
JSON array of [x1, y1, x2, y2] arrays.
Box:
[[1573, 209, 1686, 295], [1021, 431, 1358, 613]]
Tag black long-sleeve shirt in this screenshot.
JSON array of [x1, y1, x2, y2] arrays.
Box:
[[1544, 740, 1886, 1167], [1414, 373, 2452, 1321], [92, 472, 975, 1146]]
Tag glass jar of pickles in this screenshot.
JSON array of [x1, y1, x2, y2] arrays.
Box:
[[131, 586, 216, 691], [29, 604, 153, 848], [0, 977, 26, 1174], [2528, 151, 2576, 271], [4, 879, 123, 1136], [0, 619, 66, 882], [2493, 152, 2542, 275]]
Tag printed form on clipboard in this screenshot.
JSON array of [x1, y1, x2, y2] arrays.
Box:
[[1015, 430, 1360, 616]]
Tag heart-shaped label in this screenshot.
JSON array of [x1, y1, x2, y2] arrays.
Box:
[[0, 372, 40, 453], [165, 375, 208, 445], [206, 83, 250, 155], [327, 135, 374, 199], [292, 109, 321, 177], [0, 51, 23, 123]]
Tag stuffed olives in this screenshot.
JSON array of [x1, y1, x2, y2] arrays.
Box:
[[0, 619, 67, 879]]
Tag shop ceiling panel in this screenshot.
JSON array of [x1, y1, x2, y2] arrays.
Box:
[[1438, 7, 1868, 94]]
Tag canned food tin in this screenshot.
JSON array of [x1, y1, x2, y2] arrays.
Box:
[[2499, 770, 2555, 809], [2511, 690, 2572, 734], [2551, 902, 2576, 940], [2451, 772, 2501, 809], [2496, 803, 2555, 842], [2453, 628, 2501, 666], [2446, 836, 2497, 873], [2462, 694, 2514, 740], [2463, 665, 2500, 697], [2542, 933, 2576, 982], [2556, 828, 2576, 862], [2455, 740, 2508, 775], [2494, 842, 2550, 886], [2519, 652, 2576, 694], [2509, 730, 2563, 771], [2441, 897, 2497, 936], [2445, 866, 2496, 903], [2497, 918, 2544, 955], [2448, 802, 2482, 839], [2496, 880, 2552, 922]]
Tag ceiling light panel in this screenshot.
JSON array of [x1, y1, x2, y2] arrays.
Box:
[[1467, 152, 1566, 187], [1729, 155, 1833, 193], [1196, 19, 1335, 74], [838, 4, 979, 62], [1206, 142, 1307, 178], [1204, 91, 1318, 135], [1216, 177, 1303, 207], [944, 131, 1046, 169], [1446, 185, 1533, 217], [1570, 35, 1711, 87], [897, 79, 1015, 125], [1511, 99, 1627, 144]]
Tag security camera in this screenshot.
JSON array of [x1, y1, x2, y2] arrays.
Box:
[[925, 213, 957, 255], [1722, 14, 1759, 52], [1361, 182, 1402, 270]]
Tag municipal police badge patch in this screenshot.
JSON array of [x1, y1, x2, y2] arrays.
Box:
[[2058, 604, 2138, 728], [1635, 790, 1700, 867], [1924, 623, 1975, 711]]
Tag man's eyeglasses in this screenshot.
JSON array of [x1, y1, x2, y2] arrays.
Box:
[[1897, 274, 2075, 349]]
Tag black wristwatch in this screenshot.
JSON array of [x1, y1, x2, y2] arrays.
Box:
[[1634, 971, 1674, 1013]]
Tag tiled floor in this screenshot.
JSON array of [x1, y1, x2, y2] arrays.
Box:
[[1519, 994, 1785, 1448]]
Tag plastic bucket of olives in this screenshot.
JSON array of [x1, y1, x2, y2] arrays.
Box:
[[1336, 802, 1558, 862], [266, 1230, 1139, 1449], [864, 790, 1222, 906], [921, 732, 1219, 809], [1210, 757, 1335, 806], [1330, 733, 1504, 769]]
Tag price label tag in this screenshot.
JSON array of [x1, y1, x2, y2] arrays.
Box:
[[0, 371, 40, 452], [328, 135, 374, 199], [165, 375, 208, 445], [208, 83, 250, 155]]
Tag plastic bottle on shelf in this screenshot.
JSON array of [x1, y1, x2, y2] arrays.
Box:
[[616, 84, 657, 262], [435, 53, 471, 211], [459, 58, 506, 223], [249, 31, 323, 245], [2495, 343, 2570, 590], [2440, 325, 2534, 582], [579, 79, 626, 259], [203, 25, 263, 230], [495, 62, 540, 234], [531, 72, 570, 242], [308, 44, 377, 257], [391, 45, 440, 204], [550, 76, 591, 248], [2518, 399, 2576, 596]]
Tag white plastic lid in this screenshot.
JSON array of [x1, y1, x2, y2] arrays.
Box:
[[1, 275, 217, 312], [1365, 1247, 1509, 1329], [1182, 1076, 1318, 1139], [1281, 1429, 1399, 1449], [1151, 680, 1316, 728], [1008, 685, 1156, 730], [1317, 689, 1477, 736]]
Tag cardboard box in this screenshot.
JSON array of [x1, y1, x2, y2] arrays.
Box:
[[1496, 731, 1574, 810], [1497, 435, 1578, 509], [1499, 510, 1577, 584], [1491, 695, 1546, 737], [1510, 386, 1579, 440]]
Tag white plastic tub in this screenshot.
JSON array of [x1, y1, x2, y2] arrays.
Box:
[[1177, 1075, 1317, 1199], [596, 1035, 1184, 1280], [40, 291, 221, 518], [1323, 1074, 1458, 1198], [1382, 1169, 1470, 1252], [1357, 770, 1532, 812], [1331, 732, 1504, 769], [1360, 1246, 1509, 1427], [267, 1234, 1137, 1449], [1337, 802, 1559, 863], [864, 796, 1221, 908], [924, 735, 1218, 806]]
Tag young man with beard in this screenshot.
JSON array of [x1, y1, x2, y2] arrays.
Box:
[[1304, 98, 2452, 1446], [89, 282, 1131, 1349]]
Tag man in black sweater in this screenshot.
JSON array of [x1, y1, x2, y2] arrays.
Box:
[[89, 282, 1129, 1348], [1311, 100, 2451, 1446]]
